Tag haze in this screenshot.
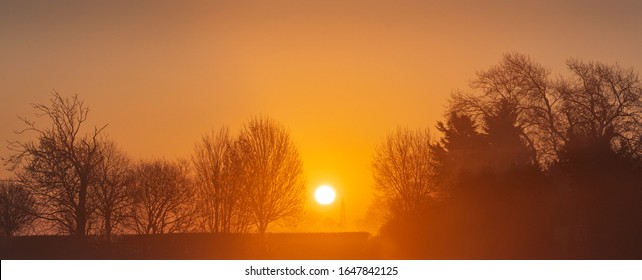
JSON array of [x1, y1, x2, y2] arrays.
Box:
[[1, 0, 641, 231]]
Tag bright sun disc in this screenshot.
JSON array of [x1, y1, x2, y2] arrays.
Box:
[[314, 185, 336, 205]]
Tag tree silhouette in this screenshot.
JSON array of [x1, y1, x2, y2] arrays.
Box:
[[550, 61, 642, 256], [0, 180, 36, 238], [482, 99, 536, 169], [377, 53, 642, 259], [445, 109, 547, 258], [5, 93, 105, 238], [92, 141, 133, 238], [129, 159, 196, 234], [557, 59, 642, 158], [451, 53, 642, 165], [192, 127, 250, 233], [234, 116, 305, 234], [431, 112, 488, 179], [372, 127, 435, 220]]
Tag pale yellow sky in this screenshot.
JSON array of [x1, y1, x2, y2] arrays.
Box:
[[1, 0, 641, 231]]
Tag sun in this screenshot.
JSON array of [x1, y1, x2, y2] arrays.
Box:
[[314, 185, 336, 205]]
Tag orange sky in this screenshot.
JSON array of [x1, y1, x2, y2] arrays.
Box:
[[1, 0, 641, 232]]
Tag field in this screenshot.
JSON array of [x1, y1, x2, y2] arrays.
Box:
[[0, 232, 382, 260]]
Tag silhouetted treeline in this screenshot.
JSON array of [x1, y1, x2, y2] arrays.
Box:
[[1, 94, 306, 240], [2, 53, 641, 259], [374, 53, 642, 259]]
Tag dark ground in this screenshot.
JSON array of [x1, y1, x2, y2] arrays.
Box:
[[0, 232, 383, 260], [2, 230, 640, 259]]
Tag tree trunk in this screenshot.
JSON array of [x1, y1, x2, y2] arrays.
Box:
[[105, 212, 112, 238], [76, 182, 88, 240], [258, 222, 267, 235]]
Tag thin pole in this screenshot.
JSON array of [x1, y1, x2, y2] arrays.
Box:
[[340, 198, 346, 228]]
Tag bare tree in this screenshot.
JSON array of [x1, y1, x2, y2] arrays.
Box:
[[92, 140, 133, 238], [372, 128, 436, 220], [557, 59, 642, 157], [451, 53, 559, 165], [0, 180, 36, 237], [452, 53, 642, 165], [129, 159, 196, 234], [5, 93, 105, 238], [192, 128, 250, 233], [234, 117, 305, 234]]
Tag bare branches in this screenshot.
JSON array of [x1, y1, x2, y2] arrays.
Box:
[[451, 53, 642, 166], [4, 92, 106, 238], [559, 59, 642, 156], [192, 127, 250, 233], [5, 93, 308, 236], [191, 118, 306, 234], [372, 127, 435, 220], [129, 159, 196, 234], [234, 116, 306, 234], [0, 180, 36, 237], [92, 140, 133, 237]]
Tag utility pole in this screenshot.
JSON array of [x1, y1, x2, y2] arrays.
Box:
[[340, 198, 346, 228]]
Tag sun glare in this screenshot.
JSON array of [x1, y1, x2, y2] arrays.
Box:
[[314, 185, 336, 205]]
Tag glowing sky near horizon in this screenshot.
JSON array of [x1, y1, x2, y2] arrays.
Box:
[[1, 0, 641, 231]]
